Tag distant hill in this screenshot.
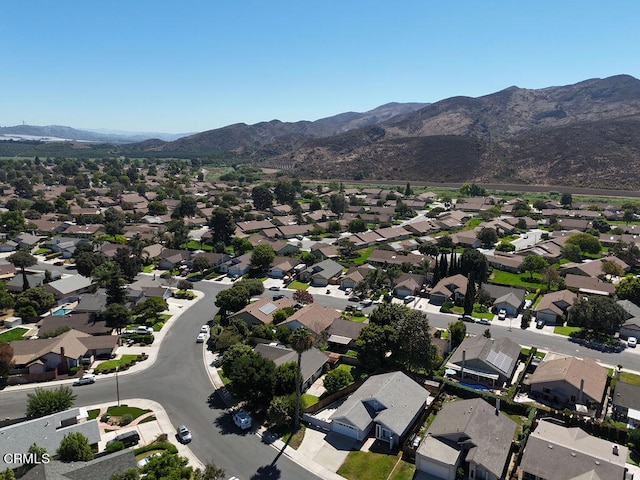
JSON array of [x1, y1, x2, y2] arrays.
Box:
[[0, 125, 187, 143]]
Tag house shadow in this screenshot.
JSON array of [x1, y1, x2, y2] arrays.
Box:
[[324, 431, 360, 451], [206, 391, 226, 410], [367, 438, 398, 456]]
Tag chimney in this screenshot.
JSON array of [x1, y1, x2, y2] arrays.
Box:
[[578, 378, 584, 405], [495, 398, 500, 416], [617, 369, 621, 381], [461, 350, 466, 380], [59, 346, 67, 374], [613, 444, 619, 456]]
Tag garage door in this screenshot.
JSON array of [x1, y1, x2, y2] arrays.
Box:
[[416, 455, 451, 480], [332, 421, 360, 440]]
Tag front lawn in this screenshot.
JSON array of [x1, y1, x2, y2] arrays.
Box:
[[287, 281, 308, 290], [0, 327, 28, 342], [106, 405, 152, 418], [94, 354, 140, 373], [554, 326, 581, 336], [280, 424, 306, 450], [352, 246, 376, 266], [338, 451, 405, 480]]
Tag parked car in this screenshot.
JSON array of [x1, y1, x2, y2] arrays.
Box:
[[233, 410, 252, 430], [269, 286, 281, 291], [478, 318, 491, 325], [629, 336, 637, 348], [196, 333, 206, 343], [360, 299, 373, 307], [348, 296, 361, 302], [459, 316, 476, 323], [409, 434, 421, 449], [136, 326, 154, 334], [107, 430, 140, 447], [497, 309, 507, 320], [536, 318, 545, 329], [73, 374, 96, 386], [273, 294, 285, 300], [200, 325, 209, 333], [403, 295, 416, 304], [177, 424, 192, 443]]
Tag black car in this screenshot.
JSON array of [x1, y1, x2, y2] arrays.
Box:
[[273, 294, 285, 300], [459, 316, 476, 323]]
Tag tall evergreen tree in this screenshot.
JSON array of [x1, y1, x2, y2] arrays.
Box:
[[439, 254, 448, 280], [463, 272, 476, 316]]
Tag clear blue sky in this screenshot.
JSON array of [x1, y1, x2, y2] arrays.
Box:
[[2, 1, 638, 133]]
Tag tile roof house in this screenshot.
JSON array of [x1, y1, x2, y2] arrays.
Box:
[[330, 371, 429, 448], [484, 253, 525, 273], [0, 408, 102, 469], [280, 303, 341, 337], [268, 256, 303, 279], [230, 297, 295, 327], [518, 419, 629, 480], [446, 336, 522, 388], [560, 257, 630, 278], [429, 274, 469, 306], [254, 343, 328, 391], [393, 273, 426, 298], [618, 299, 640, 340], [534, 289, 577, 325], [340, 265, 374, 290], [416, 397, 517, 480], [523, 355, 608, 411]]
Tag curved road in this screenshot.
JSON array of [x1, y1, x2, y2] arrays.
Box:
[[0, 280, 322, 480]]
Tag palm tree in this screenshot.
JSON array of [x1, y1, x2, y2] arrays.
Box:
[[291, 327, 313, 431]]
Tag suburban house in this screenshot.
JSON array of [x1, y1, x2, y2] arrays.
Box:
[[43, 274, 95, 301], [0, 408, 102, 469], [450, 230, 482, 248], [329, 371, 429, 448], [612, 381, 640, 427], [156, 248, 192, 270], [220, 252, 253, 277], [20, 449, 138, 480], [416, 397, 517, 480], [310, 243, 340, 260], [534, 289, 577, 326], [269, 256, 303, 279], [617, 299, 640, 340], [429, 274, 469, 306], [229, 297, 295, 327], [326, 318, 366, 353], [446, 336, 521, 388], [42, 236, 87, 258], [523, 355, 608, 412], [6, 271, 60, 292], [484, 253, 524, 273], [564, 273, 615, 295], [191, 251, 231, 270], [13, 232, 42, 250], [254, 343, 328, 391], [493, 291, 525, 317], [9, 328, 119, 379], [518, 419, 629, 480], [393, 273, 426, 298], [38, 312, 112, 336], [340, 265, 374, 291], [298, 259, 344, 286], [280, 303, 341, 337], [560, 256, 630, 278]]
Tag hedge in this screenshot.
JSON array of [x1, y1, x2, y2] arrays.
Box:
[[133, 442, 178, 455]]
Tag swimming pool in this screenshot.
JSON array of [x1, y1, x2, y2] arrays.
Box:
[[53, 309, 72, 316], [459, 382, 490, 391]]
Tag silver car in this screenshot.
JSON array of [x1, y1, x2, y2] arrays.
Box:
[[177, 424, 192, 443]]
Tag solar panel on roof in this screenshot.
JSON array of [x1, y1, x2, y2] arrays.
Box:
[[486, 349, 513, 374], [258, 303, 277, 315]]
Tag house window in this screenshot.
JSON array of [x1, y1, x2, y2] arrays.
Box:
[[570, 395, 576, 402], [543, 388, 551, 394]]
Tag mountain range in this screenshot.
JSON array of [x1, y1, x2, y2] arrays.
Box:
[[4, 75, 640, 188]]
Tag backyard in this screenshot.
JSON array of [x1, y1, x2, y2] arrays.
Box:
[[0, 327, 28, 342]]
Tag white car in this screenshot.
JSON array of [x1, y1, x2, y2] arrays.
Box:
[[200, 325, 209, 333], [268, 286, 280, 291], [73, 374, 96, 386], [177, 424, 192, 443], [196, 333, 206, 343], [629, 337, 637, 348], [498, 309, 507, 320]]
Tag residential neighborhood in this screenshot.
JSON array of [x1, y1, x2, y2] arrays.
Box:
[[2, 160, 640, 479]]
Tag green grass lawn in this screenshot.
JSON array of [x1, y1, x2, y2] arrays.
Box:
[[301, 394, 319, 409], [106, 405, 152, 418], [619, 371, 640, 386], [352, 245, 376, 266], [464, 218, 484, 230], [336, 364, 369, 382], [553, 326, 581, 336], [0, 327, 28, 342], [142, 264, 155, 273], [94, 354, 140, 373], [338, 451, 403, 480], [279, 424, 306, 450], [287, 281, 309, 290], [490, 269, 545, 289]]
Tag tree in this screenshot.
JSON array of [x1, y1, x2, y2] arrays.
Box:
[[142, 452, 193, 480], [135, 297, 168, 320], [103, 208, 126, 236], [460, 249, 488, 285], [113, 247, 140, 282], [8, 249, 37, 292], [541, 267, 560, 289], [274, 181, 296, 204], [102, 303, 133, 333], [395, 310, 440, 373], [273, 362, 299, 396], [251, 185, 274, 211], [561, 243, 583, 262], [208, 208, 236, 246], [448, 321, 466, 348], [291, 327, 313, 431], [592, 218, 610, 233], [267, 395, 295, 428], [483, 328, 492, 338], [250, 244, 275, 271], [335, 238, 357, 258], [463, 273, 476, 316], [215, 285, 250, 320], [15, 287, 56, 316], [611, 240, 640, 266], [623, 209, 635, 225], [223, 349, 275, 409], [601, 260, 624, 278], [560, 192, 573, 207], [569, 296, 626, 339], [26, 386, 77, 418], [57, 432, 94, 462], [566, 232, 602, 255], [437, 234, 454, 253], [476, 227, 498, 247], [348, 218, 367, 233], [328, 194, 346, 216], [192, 255, 211, 273], [75, 251, 107, 277], [0, 281, 14, 311], [615, 276, 640, 305], [323, 368, 353, 394], [0, 343, 13, 386], [521, 254, 548, 279], [25, 443, 48, 470], [196, 462, 227, 480], [236, 278, 265, 296], [172, 196, 198, 218], [105, 264, 127, 305], [293, 289, 314, 305]]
